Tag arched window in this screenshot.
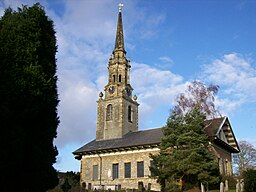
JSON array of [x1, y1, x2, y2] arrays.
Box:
[[113, 75, 116, 82], [106, 104, 112, 121], [119, 75, 122, 82], [128, 105, 132, 122]]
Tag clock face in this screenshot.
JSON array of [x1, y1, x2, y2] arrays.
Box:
[[108, 86, 115, 94]]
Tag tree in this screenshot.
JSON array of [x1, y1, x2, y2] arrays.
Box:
[[0, 3, 59, 191], [233, 141, 256, 175], [173, 80, 220, 119], [61, 178, 71, 192], [151, 80, 221, 191], [243, 169, 256, 192], [151, 108, 220, 191]]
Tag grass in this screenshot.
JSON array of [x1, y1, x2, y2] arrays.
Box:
[[209, 190, 235, 192]]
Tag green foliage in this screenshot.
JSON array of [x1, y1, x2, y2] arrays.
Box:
[[151, 108, 220, 191], [65, 171, 80, 186], [0, 3, 59, 191], [221, 175, 237, 190], [243, 169, 256, 192], [48, 172, 81, 192], [61, 178, 72, 192]]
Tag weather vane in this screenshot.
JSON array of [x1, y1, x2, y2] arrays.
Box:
[[118, 3, 124, 12]]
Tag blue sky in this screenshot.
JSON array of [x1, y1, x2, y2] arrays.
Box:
[[1, 0, 256, 172]]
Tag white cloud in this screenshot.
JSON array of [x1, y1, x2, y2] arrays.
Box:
[[201, 53, 256, 113], [131, 62, 186, 127], [214, 97, 244, 115], [138, 13, 165, 39], [55, 70, 99, 147], [132, 63, 183, 92], [157, 56, 175, 69], [159, 56, 174, 64]]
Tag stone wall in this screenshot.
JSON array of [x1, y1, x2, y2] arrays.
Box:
[[211, 143, 233, 175], [80, 143, 233, 191], [81, 148, 161, 191], [96, 96, 139, 141]]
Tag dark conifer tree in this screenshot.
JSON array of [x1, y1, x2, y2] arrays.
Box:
[[151, 108, 220, 191], [0, 3, 59, 191]]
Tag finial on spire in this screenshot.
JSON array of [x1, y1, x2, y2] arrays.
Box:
[[118, 3, 124, 12]]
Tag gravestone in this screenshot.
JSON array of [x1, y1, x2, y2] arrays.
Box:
[[236, 180, 240, 192], [220, 182, 224, 192], [225, 180, 229, 191], [201, 183, 205, 192]]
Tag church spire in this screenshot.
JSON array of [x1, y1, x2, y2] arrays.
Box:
[[114, 3, 125, 52], [96, 3, 139, 141]]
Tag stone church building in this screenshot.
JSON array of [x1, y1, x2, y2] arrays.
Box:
[[73, 6, 240, 191]]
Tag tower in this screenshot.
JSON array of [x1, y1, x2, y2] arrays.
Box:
[[96, 5, 139, 140]]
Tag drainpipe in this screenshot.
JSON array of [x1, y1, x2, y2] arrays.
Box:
[[97, 153, 102, 187]]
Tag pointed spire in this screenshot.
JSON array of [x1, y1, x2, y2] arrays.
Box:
[[114, 4, 125, 52]]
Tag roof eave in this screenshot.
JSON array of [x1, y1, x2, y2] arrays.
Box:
[[74, 143, 160, 156], [213, 136, 240, 153]]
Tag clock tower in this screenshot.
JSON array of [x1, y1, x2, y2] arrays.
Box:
[[96, 6, 139, 140]]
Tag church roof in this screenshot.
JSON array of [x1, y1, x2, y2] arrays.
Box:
[[204, 117, 225, 137], [73, 128, 163, 156], [73, 116, 239, 156], [204, 116, 240, 153]]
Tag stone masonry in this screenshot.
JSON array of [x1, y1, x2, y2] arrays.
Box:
[[81, 148, 161, 191]]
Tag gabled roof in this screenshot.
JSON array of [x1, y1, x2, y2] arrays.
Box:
[[73, 116, 240, 156], [204, 116, 240, 153]]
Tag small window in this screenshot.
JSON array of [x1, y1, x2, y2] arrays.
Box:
[[137, 161, 144, 177], [150, 160, 156, 176], [92, 165, 98, 180], [113, 163, 119, 179], [119, 75, 122, 82], [113, 75, 116, 82], [106, 104, 112, 121], [128, 106, 132, 122], [221, 158, 226, 175], [124, 162, 131, 178]]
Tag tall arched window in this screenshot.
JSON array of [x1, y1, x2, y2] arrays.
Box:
[[119, 75, 122, 82], [106, 104, 112, 121], [113, 75, 116, 82], [128, 105, 132, 122]]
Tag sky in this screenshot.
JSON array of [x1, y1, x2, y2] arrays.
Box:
[[1, 0, 256, 172]]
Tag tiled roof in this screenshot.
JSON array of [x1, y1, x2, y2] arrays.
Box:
[[73, 128, 163, 155], [204, 117, 226, 137], [205, 116, 239, 153]]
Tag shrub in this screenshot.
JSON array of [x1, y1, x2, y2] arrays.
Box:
[[244, 169, 256, 192]]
